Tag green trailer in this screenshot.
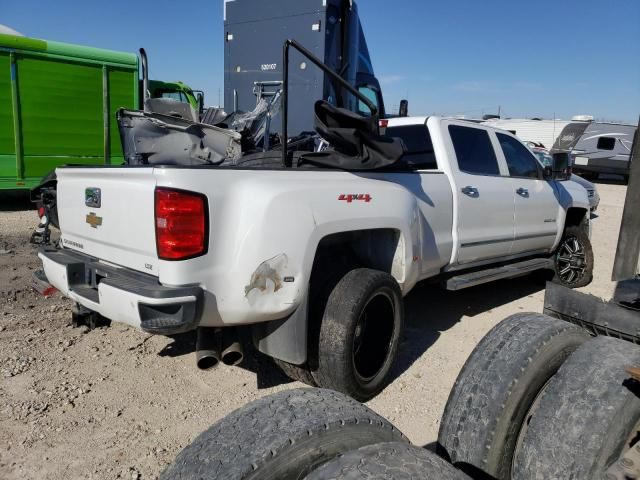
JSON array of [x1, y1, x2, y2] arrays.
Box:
[[0, 34, 204, 191], [0, 33, 140, 190]]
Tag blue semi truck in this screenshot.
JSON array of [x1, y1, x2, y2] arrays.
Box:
[[223, 0, 395, 135]]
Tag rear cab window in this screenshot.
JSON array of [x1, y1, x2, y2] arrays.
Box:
[[448, 125, 500, 175], [386, 124, 438, 170]]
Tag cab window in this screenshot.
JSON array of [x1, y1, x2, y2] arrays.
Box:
[[160, 91, 188, 103], [357, 86, 379, 116], [449, 125, 500, 176], [387, 124, 437, 170], [497, 133, 540, 179]]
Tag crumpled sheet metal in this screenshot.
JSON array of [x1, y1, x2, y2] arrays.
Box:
[[117, 109, 242, 166]]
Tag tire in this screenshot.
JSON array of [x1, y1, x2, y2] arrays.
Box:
[[514, 336, 640, 479], [311, 268, 404, 402], [273, 358, 317, 386], [273, 251, 355, 388], [438, 313, 590, 479], [551, 224, 594, 288], [160, 388, 407, 480], [304, 442, 469, 480]]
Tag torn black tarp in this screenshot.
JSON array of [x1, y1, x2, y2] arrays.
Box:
[[299, 101, 404, 170]]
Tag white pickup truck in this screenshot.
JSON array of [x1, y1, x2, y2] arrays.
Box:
[[38, 115, 592, 401]]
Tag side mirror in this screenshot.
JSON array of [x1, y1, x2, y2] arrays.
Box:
[[543, 165, 553, 180], [196, 93, 204, 115], [399, 99, 408, 117], [551, 152, 572, 181]]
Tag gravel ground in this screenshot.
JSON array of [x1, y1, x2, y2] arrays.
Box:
[[0, 181, 628, 479]]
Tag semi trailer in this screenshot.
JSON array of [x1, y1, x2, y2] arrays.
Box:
[[0, 33, 202, 190]]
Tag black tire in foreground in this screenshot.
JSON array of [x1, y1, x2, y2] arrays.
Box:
[[304, 442, 470, 480], [160, 388, 407, 480], [551, 224, 594, 288], [438, 313, 590, 479], [311, 268, 404, 402], [514, 336, 640, 479]]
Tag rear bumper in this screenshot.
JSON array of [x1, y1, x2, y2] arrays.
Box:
[[39, 247, 202, 335]]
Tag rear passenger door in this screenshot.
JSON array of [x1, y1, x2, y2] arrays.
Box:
[[447, 123, 515, 264], [496, 133, 560, 254]]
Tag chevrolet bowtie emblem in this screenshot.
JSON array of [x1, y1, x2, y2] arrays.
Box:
[[86, 212, 103, 229]]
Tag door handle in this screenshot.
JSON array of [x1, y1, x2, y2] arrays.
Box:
[[516, 188, 529, 197], [461, 186, 479, 197]]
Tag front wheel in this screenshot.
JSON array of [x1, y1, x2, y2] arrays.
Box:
[[312, 268, 404, 402], [551, 225, 593, 288]]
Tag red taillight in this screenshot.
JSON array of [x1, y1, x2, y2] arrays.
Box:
[[379, 119, 389, 135], [37, 207, 45, 218], [155, 188, 208, 260]]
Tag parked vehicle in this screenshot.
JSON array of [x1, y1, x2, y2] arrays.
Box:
[[36, 39, 592, 401], [223, 0, 388, 136], [552, 119, 637, 181], [481, 117, 571, 150], [0, 33, 202, 190], [530, 145, 600, 210]]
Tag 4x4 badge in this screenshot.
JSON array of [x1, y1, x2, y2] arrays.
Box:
[[85, 187, 101, 208], [86, 212, 103, 229]]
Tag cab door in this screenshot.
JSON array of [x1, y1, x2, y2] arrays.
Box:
[[446, 123, 515, 264], [495, 133, 560, 254]]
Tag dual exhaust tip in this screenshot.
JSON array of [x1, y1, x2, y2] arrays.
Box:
[[196, 328, 244, 370]]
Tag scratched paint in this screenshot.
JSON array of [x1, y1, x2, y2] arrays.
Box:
[[244, 254, 288, 298]]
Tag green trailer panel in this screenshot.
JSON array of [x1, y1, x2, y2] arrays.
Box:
[[0, 34, 138, 190], [108, 68, 137, 165], [0, 53, 16, 181]]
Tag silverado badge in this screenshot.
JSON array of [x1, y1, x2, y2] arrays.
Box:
[[85, 187, 101, 208], [86, 212, 103, 229]]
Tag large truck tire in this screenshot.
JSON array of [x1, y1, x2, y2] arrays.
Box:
[[514, 336, 640, 479], [438, 313, 590, 479], [551, 224, 594, 288], [304, 442, 470, 480], [160, 388, 407, 480], [311, 268, 404, 402]]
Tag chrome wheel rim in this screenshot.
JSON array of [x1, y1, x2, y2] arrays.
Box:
[[556, 236, 587, 285]]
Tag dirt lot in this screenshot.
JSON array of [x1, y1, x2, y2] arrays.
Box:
[[0, 182, 628, 479]]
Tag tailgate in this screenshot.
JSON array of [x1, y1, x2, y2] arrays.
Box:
[[56, 168, 159, 276]]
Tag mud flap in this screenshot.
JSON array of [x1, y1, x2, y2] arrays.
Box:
[[252, 293, 308, 365]]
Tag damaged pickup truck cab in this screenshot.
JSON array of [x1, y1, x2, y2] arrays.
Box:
[[38, 107, 592, 400]]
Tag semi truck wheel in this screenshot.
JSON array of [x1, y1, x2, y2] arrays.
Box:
[[437, 313, 589, 480], [159, 388, 407, 480], [513, 336, 640, 479], [551, 225, 594, 288], [311, 268, 404, 402], [304, 442, 470, 480]]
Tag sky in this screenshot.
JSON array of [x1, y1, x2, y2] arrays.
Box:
[[3, 0, 639, 123]]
